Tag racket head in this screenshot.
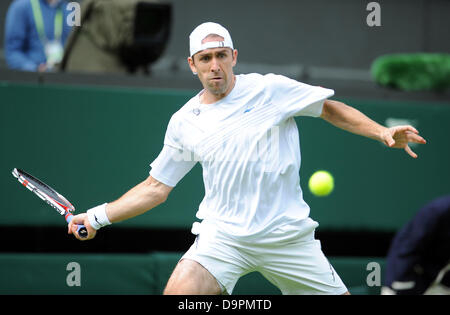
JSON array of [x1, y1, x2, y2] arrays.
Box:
[[12, 168, 75, 215]]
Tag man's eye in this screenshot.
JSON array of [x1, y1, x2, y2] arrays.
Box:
[[201, 56, 210, 61]]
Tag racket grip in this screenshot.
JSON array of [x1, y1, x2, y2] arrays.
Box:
[[65, 213, 88, 238]]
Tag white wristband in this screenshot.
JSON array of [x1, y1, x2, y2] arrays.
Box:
[[87, 203, 111, 230]]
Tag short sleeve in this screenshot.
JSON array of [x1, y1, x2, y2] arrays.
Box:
[[150, 145, 197, 187], [150, 114, 197, 187], [163, 114, 184, 150], [265, 74, 335, 119]]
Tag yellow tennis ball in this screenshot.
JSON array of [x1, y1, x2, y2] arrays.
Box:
[[308, 170, 334, 197]]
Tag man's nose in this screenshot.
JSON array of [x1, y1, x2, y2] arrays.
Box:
[[210, 57, 220, 72]]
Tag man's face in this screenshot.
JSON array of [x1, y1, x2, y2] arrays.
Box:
[[188, 36, 238, 99]]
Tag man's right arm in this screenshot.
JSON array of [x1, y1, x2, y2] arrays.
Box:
[[106, 175, 173, 223], [68, 176, 173, 240], [69, 115, 195, 240]]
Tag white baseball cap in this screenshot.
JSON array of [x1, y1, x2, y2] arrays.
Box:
[[189, 22, 234, 57]]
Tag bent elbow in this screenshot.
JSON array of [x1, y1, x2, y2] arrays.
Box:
[[144, 176, 172, 206], [146, 186, 169, 208], [156, 189, 169, 205]]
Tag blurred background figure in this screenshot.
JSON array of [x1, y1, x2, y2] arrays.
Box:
[[382, 195, 450, 295], [4, 0, 73, 72], [60, 0, 171, 74]]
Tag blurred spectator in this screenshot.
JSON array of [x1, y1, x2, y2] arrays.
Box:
[[4, 0, 73, 72], [61, 0, 171, 74], [382, 195, 450, 295]]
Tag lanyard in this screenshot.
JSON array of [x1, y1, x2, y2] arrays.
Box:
[[30, 0, 63, 43]]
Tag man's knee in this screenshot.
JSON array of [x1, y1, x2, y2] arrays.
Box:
[[163, 259, 222, 295]]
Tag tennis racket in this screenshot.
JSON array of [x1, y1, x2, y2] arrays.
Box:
[[12, 168, 88, 238]]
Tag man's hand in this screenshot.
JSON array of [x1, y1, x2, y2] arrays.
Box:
[[68, 213, 97, 241], [381, 125, 427, 158]]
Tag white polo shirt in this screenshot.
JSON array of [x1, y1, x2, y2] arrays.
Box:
[[150, 73, 334, 238]]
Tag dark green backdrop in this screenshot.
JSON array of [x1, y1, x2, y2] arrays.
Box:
[[0, 252, 384, 294], [1, 82, 449, 231]]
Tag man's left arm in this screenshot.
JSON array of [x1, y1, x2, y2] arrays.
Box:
[[320, 99, 427, 158]]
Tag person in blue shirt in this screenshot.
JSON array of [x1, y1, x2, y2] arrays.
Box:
[[4, 0, 73, 72], [382, 195, 450, 295]]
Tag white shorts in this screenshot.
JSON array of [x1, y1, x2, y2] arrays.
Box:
[[181, 218, 348, 295]]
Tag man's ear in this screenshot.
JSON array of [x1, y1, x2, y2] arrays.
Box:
[[187, 56, 197, 75], [232, 49, 238, 67]]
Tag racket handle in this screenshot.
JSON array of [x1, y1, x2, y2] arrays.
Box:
[[65, 213, 88, 238]]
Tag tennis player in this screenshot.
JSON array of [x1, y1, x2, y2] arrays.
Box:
[[69, 22, 427, 295]]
